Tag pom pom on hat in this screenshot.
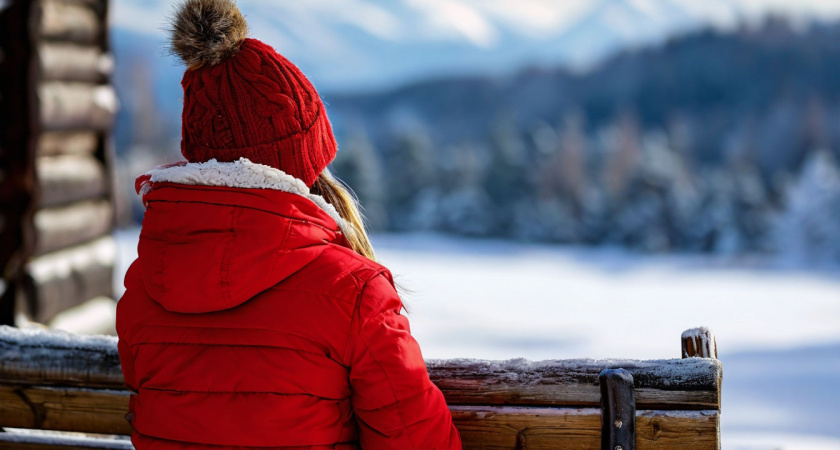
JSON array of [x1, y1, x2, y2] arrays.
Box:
[[169, 0, 249, 69]]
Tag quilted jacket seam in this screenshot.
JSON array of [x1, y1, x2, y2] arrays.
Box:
[[220, 207, 236, 308], [356, 308, 418, 450], [339, 269, 389, 365], [339, 273, 365, 367]]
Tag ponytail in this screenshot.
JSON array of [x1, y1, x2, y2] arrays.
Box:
[[310, 169, 377, 261]]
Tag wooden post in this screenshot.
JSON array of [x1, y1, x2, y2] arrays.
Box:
[[682, 327, 717, 359], [600, 368, 636, 450]]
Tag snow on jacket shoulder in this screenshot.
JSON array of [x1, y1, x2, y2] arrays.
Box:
[[116, 158, 461, 449]]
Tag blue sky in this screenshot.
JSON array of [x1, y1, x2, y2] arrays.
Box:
[[110, 0, 840, 90], [112, 0, 840, 40]]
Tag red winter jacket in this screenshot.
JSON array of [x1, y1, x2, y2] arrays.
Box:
[[116, 159, 461, 449]]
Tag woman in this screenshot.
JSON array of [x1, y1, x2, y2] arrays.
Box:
[[116, 1, 462, 448]]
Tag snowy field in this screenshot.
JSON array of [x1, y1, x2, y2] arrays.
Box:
[[113, 228, 840, 449]]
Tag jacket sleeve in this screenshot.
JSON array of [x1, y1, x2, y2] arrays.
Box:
[[343, 274, 462, 449]]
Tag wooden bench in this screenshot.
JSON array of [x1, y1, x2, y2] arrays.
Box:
[[0, 326, 722, 449]]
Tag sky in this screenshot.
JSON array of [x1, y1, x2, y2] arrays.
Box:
[[112, 0, 840, 42], [109, 0, 840, 90]]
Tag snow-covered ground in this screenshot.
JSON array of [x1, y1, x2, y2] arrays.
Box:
[[113, 228, 840, 449]]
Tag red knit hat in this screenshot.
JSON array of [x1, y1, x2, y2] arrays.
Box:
[[169, 0, 336, 187]]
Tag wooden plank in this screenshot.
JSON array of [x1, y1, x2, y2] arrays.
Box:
[[24, 236, 115, 323], [451, 406, 719, 450], [452, 406, 599, 449], [34, 199, 113, 255], [40, 0, 103, 45], [40, 42, 113, 82], [39, 82, 117, 131], [428, 358, 722, 410], [0, 385, 131, 435], [37, 154, 108, 207], [38, 131, 100, 156], [0, 434, 133, 450], [636, 410, 720, 450]]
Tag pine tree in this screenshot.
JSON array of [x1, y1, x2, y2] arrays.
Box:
[[485, 118, 532, 236], [331, 130, 387, 230], [436, 144, 495, 236], [383, 130, 438, 231], [775, 150, 840, 264]]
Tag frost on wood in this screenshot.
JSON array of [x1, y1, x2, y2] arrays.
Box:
[[0, 431, 133, 449], [0, 325, 117, 350], [0, 325, 122, 388], [426, 356, 721, 409], [637, 409, 718, 419], [449, 405, 600, 416], [681, 327, 717, 359], [449, 406, 719, 419], [426, 357, 720, 389]]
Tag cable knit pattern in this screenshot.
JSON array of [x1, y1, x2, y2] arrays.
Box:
[[180, 39, 337, 186]]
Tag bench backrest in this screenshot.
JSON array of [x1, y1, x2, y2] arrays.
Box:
[[0, 326, 722, 449]]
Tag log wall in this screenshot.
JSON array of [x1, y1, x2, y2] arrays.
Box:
[[0, 0, 116, 325], [23, 237, 115, 322]]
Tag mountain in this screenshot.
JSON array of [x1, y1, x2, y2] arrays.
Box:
[[111, 0, 824, 153], [328, 19, 840, 164], [109, 0, 834, 92]]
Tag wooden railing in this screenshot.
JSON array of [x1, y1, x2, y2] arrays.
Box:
[[0, 326, 722, 449]]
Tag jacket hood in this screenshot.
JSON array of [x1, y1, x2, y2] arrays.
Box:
[[135, 158, 350, 314]]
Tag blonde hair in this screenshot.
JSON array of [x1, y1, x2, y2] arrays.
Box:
[[310, 169, 377, 261]]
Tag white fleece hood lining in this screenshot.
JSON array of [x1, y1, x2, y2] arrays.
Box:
[[141, 158, 348, 230]]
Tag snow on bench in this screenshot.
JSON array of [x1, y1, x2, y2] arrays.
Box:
[[0, 326, 722, 449]]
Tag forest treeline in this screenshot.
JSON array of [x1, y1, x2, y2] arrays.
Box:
[[324, 19, 840, 260]]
